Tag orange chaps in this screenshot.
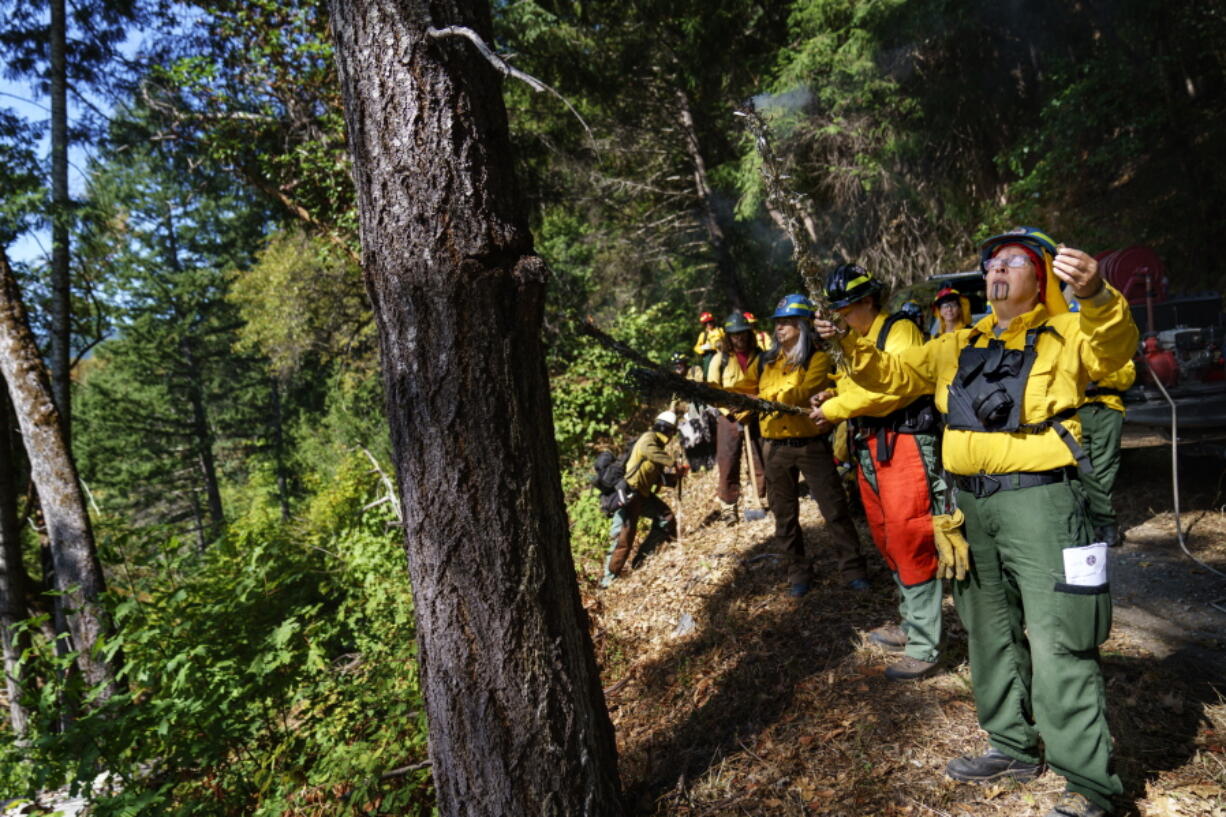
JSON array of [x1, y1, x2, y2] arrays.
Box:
[[855, 432, 938, 587]]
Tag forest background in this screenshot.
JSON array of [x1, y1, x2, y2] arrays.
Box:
[[0, 0, 1223, 814]]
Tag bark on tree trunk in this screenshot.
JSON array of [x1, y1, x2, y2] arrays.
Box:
[[182, 340, 224, 543], [189, 490, 206, 554], [0, 248, 118, 703], [676, 88, 747, 312], [328, 3, 623, 815], [50, 0, 72, 445], [0, 385, 31, 736], [269, 378, 291, 523]]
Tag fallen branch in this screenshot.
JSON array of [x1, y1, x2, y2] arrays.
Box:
[[904, 797, 954, 817], [577, 320, 805, 416]]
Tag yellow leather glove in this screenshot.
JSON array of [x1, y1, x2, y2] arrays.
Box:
[[932, 508, 970, 581]]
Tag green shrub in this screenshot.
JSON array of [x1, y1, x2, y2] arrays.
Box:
[[549, 302, 688, 466], [0, 453, 431, 816]]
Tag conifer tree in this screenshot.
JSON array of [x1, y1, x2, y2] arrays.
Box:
[[329, 2, 623, 813]]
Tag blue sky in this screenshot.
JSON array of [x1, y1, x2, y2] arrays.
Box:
[[2, 23, 147, 265]]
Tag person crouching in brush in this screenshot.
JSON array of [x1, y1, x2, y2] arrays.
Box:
[[600, 411, 685, 588], [734, 294, 869, 597]]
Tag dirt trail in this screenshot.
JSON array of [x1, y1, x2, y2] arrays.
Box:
[[1110, 431, 1226, 679], [583, 430, 1226, 816]]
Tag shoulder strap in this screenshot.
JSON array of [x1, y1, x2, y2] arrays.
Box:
[[876, 312, 906, 351], [1024, 323, 1057, 351]]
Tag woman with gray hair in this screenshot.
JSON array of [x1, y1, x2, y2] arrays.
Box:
[[736, 294, 868, 597]]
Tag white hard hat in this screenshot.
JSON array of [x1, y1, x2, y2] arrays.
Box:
[[655, 410, 679, 428]]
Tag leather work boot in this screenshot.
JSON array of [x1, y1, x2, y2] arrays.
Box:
[[868, 623, 908, 652], [1099, 524, 1124, 548], [946, 747, 1043, 783], [1045, 792, 1108, 817], [884, 656, 939, 681], [719, 501, 739, 526]]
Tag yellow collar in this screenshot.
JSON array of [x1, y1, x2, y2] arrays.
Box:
[[976, 302, 1051, 339]]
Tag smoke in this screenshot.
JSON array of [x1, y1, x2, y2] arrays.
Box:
[[748, 86, 813, 116]]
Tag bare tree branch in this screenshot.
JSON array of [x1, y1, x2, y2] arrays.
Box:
[[426, 25, 596, 153]]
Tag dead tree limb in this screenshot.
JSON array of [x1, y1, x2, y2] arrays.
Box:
[[577, 320, 804, 416], [736, 104, 846, 366], [426, 25, 596, 152]]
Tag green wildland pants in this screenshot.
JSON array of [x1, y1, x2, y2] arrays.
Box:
[[894, 574, 942, 663], [954, 478, 1121, 812], [1079, 403, 1125, 530]]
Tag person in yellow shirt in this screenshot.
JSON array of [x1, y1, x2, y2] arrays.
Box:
[[932, 286, 971, 335], [706, 312, 765, 522], [692, 311, 725, 378], [737, 294, 868, 597], [1080, 360, 1137, 547], [814, 228, 1138, 817], [601, 411, 684, 588], [742, 311, 773, 351], [810, 264, 946, 681]]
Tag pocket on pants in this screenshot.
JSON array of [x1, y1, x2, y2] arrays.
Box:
[[1052, 581, 1112, 652]]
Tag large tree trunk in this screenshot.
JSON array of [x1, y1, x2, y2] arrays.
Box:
[[328, 3, 623, 815], [0, 384, 31, 736], [0, 248, 118, 703], [49, 0, 72, 444]]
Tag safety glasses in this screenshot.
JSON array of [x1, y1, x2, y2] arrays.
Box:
[[982, 254, 1032, 273]]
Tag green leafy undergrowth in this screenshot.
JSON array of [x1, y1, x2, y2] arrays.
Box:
[[549, 302, 686, 465], [1, 453, 431, 816], [562, 464, 609, 578]]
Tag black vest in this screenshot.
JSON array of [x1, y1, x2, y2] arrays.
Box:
[[944, 324, 1093, 474]]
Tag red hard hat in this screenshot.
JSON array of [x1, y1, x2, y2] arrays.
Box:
[[933, 287, 960, 306], [743, 311, 757, 322], [698, 311, 714, 323]]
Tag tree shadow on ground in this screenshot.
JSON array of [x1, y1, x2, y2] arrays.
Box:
[[595, 441, 1226, 815], [1103, 649, 1225, 816], [1112, 435, 1226, 676], [615, 570, 1223, 815], [615, 527, 897, 811]]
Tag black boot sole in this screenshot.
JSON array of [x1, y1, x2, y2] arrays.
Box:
[[946, 763, 1043, 784]]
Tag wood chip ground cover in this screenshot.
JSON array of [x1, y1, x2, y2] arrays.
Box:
[[579, 431, 1226, 816]]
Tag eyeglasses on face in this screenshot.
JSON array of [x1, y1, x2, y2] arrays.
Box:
[[983, 254, 1032, 273]]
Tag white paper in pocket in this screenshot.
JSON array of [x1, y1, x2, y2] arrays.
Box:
[[1062, 542, 1109, 587]]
